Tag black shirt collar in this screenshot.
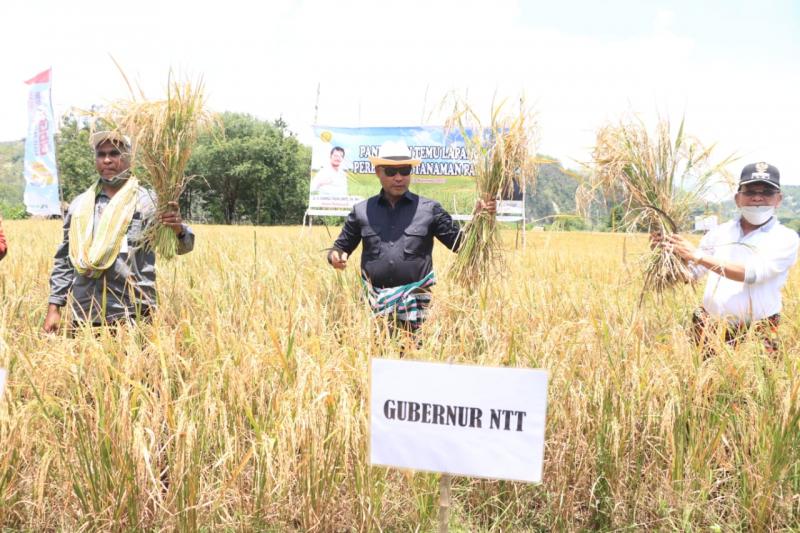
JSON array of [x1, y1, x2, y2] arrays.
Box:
[[378, 189, 415, 206]]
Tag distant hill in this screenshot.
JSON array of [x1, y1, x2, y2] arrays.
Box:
[[0, 140, 24, 203], [526, 159, 585, 225], [3, 136, 798, 228], [0, 140, 25, 216], [715, 184, 800, 231], [526, 165, 800, 231]]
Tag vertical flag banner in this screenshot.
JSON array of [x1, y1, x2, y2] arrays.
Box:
[[23, 68, 61, 216]]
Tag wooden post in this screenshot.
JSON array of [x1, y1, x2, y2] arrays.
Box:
[[522, 174, 527, 249], [438, 473, 451, 533]]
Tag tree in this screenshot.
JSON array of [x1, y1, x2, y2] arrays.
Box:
[[0, 140, 26, 217], [55, 112, 96, 203], [185, 113, 311, 224]]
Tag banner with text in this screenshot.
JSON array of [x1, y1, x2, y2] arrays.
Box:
[[310, 125, 489, 213], [370, 358, 548, 483], [23, 68, 60, 216]]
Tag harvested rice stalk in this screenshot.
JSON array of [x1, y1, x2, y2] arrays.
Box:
[[446, 98, 538, 289], [581, 114, 735, 296], [103, 67, 215, 259]]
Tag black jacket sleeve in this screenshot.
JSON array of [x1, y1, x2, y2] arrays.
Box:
[[329, 209, 362, 262]]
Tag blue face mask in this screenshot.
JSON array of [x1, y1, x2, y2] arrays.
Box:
[[100, 168, 131, 188]]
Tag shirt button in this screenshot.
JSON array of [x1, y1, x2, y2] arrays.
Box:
[[389, 260, 395, 266]]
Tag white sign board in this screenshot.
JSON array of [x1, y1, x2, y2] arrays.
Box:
[[307, 195, 363, 210], [694, 215, 718, 232], [370, 358, 548, 483]]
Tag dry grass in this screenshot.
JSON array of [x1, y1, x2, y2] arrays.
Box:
[[101, 67, 216, 259], [582, 115, 735, 296], [445, 98, 539, 290], [0, 220, 799, 530]]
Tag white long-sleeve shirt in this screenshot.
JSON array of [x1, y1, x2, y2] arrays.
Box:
[[694, 216, 799, 321]]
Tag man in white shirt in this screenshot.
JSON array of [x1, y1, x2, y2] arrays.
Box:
[[310, 146, 348, 196], [666, 162, 799, 352]]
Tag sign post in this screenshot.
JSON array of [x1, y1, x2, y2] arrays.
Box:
[[439, 473, 451, 533], [370, 358, 549, 530]]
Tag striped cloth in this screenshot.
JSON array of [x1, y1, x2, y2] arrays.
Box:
[[362, 271, 436, 327], [68, 177, 140, 279]]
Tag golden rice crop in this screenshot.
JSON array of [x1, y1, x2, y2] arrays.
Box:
[[0, 220, 799, 530], [581, 114, 735, 296], [102, 66, 216, 259], [445, 98, 539, 290]]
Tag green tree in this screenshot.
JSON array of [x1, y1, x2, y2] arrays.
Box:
[[185, 113, 311, 224], [55, 112, 96, 203], [0, 140, 26, 217]]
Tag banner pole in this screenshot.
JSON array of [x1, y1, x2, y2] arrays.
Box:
[[306, 82, 321, 230], [522, 175, 527, 249], [438, 473, 451, 533], [520, 95, 528, 250], [50, 76, 66, 220]]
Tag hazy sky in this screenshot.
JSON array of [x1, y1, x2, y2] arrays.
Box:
[[3, 0, 798, 182]]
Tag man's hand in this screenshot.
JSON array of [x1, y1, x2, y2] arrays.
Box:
[[43, 304, 62, 334], [474, 197, 497, 215], [160, 201, 184, 236], [329, 249, 348, 270], [664, 234, 698, 262], [649, 231, 663, 250]]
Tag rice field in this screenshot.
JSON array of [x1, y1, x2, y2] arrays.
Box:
[[0, 220, 799, 531]]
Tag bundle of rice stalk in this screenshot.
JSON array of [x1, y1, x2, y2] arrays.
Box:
[[104, 69, 215, 259], [583, 114, 735, 295], [446, 99, 538, 289]]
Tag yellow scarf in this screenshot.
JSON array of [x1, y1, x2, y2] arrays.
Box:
[[68, 177, 140, 278]]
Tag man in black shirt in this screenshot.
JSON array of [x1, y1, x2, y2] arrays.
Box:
[[328, 140, 495, 332]]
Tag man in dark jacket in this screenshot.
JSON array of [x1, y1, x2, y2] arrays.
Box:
[[327, 140, 494, 332]]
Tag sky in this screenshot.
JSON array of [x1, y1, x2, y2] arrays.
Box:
[[2, 0, 799, 184]]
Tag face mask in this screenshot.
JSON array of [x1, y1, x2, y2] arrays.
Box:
[[100, 168, 131, 188], [739, 205, 774, 226]]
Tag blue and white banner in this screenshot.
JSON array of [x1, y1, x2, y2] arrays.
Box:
[[310, 126, 479, 212], [23, 68, 61, 216]]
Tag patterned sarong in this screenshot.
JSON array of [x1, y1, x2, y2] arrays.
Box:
[[692, 306, 781, 355], [362, 271, 436, 328]]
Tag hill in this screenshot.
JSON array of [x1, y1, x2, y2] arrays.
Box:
[[526, 159, 584, 225], [0, 140, 24, 215], [3, 135, 799, 229]]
